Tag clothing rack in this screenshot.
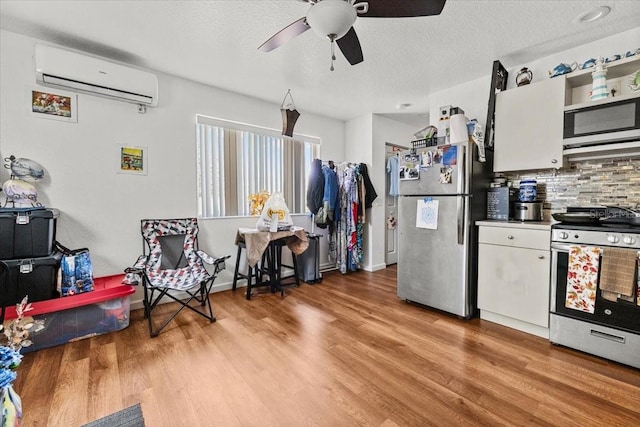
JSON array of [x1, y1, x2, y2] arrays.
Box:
[[311, 159, 376, 274], [321, 160, 336, 170], [321, 159, 365, 169]]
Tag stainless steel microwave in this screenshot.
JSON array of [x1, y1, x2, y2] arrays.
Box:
[[563, 95, 640, 148]]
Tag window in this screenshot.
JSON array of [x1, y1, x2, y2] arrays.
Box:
[[196, 115, 321, 218]]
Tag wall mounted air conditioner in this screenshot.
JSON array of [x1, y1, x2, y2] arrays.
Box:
[[35, 44, 158, 106]]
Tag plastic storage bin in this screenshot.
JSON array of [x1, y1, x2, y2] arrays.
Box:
[[0, 208, 59, 259], [2, 275, 135, 353], [2, 253, 62, 307]]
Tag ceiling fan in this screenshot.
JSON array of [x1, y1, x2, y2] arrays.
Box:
[[258, 0, 447, 71]]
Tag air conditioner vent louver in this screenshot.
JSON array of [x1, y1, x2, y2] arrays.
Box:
[[35, 44, 158, 106]]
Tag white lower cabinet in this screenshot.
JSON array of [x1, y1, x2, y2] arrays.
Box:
[[477, 225, 551, 338]]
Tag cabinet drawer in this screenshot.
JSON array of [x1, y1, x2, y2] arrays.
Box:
[[478, 226, 550, 250]]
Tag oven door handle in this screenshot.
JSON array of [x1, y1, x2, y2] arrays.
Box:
[[551, 243, 572, 252]]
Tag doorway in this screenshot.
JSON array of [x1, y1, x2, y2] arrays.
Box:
[[385, 142, 408, 266]]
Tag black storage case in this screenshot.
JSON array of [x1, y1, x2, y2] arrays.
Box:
[[296, 233, 322, 284], [2, 253, 62, 308], [0, 208, 59, 259]]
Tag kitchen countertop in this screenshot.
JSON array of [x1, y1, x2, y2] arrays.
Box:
[[475, 219, 555, 230]]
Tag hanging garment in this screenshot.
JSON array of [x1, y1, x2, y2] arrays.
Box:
[[306, 158, 324, 215], [335, 162, 362, 273], [386, 156, 400, 196], [359, 163, 377, 209], [323, 165, 339, 214], [336, 163, 349, 273], [353, 164, 363, 267], [315, 164, 339, 229]]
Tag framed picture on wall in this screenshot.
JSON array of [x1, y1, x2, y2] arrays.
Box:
[[117, 144, 148, 175], [29, 87, 78, 122]]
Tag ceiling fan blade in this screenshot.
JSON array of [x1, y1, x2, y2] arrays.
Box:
[[336, 27, 364, 65], [362, 0, 447, 18], [258, 17, 311, 52]]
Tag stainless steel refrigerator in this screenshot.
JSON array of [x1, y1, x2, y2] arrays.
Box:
[[396, 141, 492, 318]]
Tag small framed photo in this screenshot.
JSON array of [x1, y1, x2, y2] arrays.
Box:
[[117, 144, 147, 175], [30, 88, 78, 122]]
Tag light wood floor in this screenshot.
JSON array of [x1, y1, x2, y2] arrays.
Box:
[[15, 266, 640, 426]]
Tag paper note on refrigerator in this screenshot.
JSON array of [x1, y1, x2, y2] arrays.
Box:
[[416, 199, 439, 229]]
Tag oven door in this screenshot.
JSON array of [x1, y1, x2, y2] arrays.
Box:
[[551, 242, 640, 333]]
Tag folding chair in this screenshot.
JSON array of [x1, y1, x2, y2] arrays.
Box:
[[124, 218, 229, 337]]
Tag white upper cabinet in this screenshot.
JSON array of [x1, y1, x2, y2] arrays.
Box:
[[493, 77, 566, 172]]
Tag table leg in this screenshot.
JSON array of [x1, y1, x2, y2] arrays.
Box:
[[269, 241, 280, 294]]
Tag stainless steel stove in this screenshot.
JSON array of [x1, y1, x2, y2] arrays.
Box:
[[550, 206, 640, 369]]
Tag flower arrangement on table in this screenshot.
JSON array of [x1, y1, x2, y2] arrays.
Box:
[[248, 190, 270, 216], [0, 297, 30, 426]]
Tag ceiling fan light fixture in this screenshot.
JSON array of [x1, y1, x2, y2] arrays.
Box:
[[306, 0, 357, 40]]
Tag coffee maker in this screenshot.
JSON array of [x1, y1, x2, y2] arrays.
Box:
[[487, 186, 518, 220]]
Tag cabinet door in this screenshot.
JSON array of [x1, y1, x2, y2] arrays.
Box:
[[493, 77, 565, 172], [478, 243, 551, 327]]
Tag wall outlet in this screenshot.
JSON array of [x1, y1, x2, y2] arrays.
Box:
[[608, 80, 622, 97]]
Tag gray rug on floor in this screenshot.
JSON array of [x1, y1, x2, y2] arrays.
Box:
[[82, 403, 145, 427]]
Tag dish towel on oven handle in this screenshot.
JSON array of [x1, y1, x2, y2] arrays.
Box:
[[599, 247, 638, 302], [565, 245, 600, 314]]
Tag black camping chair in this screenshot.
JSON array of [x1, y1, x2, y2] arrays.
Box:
[[124, 218, 229, 337]]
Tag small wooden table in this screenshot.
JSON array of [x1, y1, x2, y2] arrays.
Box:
[[233, 227, 309, 299]]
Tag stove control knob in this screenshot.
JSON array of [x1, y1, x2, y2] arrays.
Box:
[[622, 236, 636, 245], [607, 235, 620, 243], [558, 232, 569, 240]]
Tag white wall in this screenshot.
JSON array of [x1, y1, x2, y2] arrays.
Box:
[[429, 27, 640, 127], [372, 115, 415, 270], [345, 114, 414, 271], [0, 30, 346, 303]]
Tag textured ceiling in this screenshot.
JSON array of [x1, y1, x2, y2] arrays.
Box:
[[2, 0, 640, 127]]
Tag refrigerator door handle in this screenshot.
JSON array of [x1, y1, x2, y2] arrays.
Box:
[[457, 143, 466, 195], [457, 196, 465, 245], [457, 144, 466, 245]]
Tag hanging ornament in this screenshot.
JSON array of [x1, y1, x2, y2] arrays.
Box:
[[280, 89, 300, 137]]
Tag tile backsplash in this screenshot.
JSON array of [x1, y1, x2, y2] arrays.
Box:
[[504, 157, 640, 211]]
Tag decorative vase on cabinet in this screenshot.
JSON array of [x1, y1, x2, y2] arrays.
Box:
[[590, 58, 608, 101], [516, 67, 533, 86]]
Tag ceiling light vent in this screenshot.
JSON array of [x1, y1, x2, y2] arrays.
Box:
[[574, 6, 610, 24]]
